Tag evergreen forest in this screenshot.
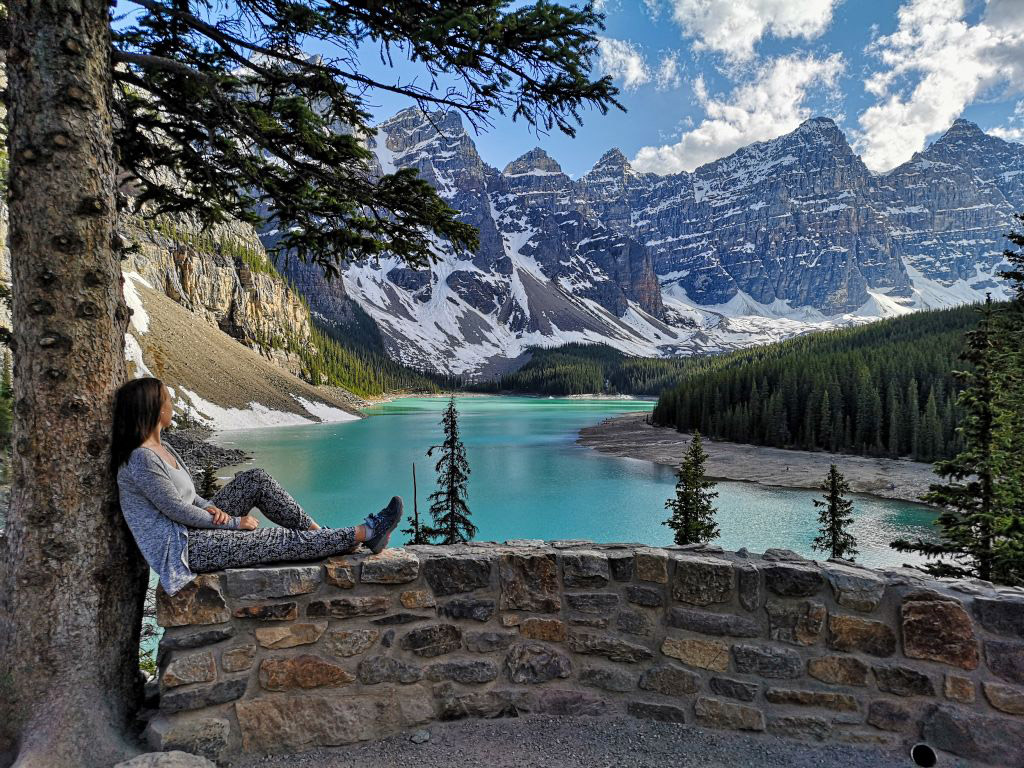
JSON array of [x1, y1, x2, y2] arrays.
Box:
[[651, 304, 988, 461]]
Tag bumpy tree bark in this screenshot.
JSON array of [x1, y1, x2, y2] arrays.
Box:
[[0, 3, 147, 766]]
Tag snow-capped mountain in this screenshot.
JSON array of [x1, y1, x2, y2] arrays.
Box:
[[276, 110, 1019, 376]]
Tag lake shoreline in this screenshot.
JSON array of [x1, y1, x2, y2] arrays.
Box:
[[578, 412, 938, 506]]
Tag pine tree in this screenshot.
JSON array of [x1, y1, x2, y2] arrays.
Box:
[[664, 432, 720, 545], [892, 297, 1004, 581], [812, 464, 858, 560], [199, 462, 220, 499], [425, 397, 476, 545]]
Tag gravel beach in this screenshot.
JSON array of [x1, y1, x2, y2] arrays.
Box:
[[578, 412, 937, 504], [228, 715, 914, 768]]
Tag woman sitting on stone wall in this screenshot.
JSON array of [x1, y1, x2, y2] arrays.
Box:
[[112, 376, 402, 596]]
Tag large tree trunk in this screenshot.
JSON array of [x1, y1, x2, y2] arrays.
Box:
[[0, 3, 147, 766]]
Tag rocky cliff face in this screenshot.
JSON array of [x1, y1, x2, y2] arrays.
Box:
[[124, 218, 312, 375], [279, 110, 1022, 376]]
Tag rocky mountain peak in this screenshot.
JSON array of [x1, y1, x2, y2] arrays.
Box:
[[503, 147, 565, 177]]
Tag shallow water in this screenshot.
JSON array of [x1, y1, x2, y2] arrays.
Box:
[[214, 396, 937, 569]]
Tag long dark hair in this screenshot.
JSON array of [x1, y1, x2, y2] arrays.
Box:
[[111, 377, 164, 471]]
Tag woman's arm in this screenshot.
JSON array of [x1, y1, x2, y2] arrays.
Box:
[[127, 452, 239, 529]]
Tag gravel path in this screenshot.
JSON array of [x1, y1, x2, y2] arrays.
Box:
[[228, 715, 915, 768], [578, 412, 937, 505]]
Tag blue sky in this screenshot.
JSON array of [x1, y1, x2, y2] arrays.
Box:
[[351, 0, 1024, 178]]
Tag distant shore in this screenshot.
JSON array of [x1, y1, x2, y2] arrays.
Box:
[[578, 412, 937, 505]]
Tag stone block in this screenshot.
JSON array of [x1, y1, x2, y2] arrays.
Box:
[[423, 555, 492, 596], [235, 694, 426, 752], [437, 597, 496, 622], [694, 697, 765, 731], [465, 630, 518, 653], [501, 614, 521, 627], [985, 639, 1024, 684], [498, 553, 560, 612], [638, 663, 699, 696], [323, 628, 380, 658], [763, 563, 824, 597], [223, 565, 322, 599], [307, 596, 389, 619], [823, 563, 885, 612], [360, 549, 420, 584], [434, 686, 525, 720], [807, 655, 869, 686], [399, 624, 462, 657], [324, 556, 355, 588], [565, 592, 618, 614], [161, 678, 247, 714], [505, 642, 572, 683], [665, 606, 759, 638], [634, 549, 669, 583], [827, 614, 896, 657], [709, 676, 758, 701], [519, 617, 567, 642], [608, 552, 635, 582], [579, 664, 637, 692], [873, 665, 935, 696], [567, 614, 608, 628], [625, 585, 664, 607], [732, 644, 802, 679], [671, 556, 734, 606], [232, 602, 297, 621], [616, 610, 653, 637], [156, 575, 229, 627], [162, 651, 216, 688], [531, 689, 608, 716], [254, 621, 327, 649], [763, 548, 809, 562], [160, 627, 234, 651], [922, 704, 1024, 764], [865, 699, 911, 731], [401, 589, 437, 609], [357, 655, 422, 684], [561, 551, 610, 588], [626, 701, 687, 723], [944, 674, 975, 703], [765, 600, 826, 646], [767, 716, 830, 741], [764, 688, 858, 711], [221, 644, 256, 673], [660, 636, 730, 672], [983, 681, 1024, 715], [737, 563, 761, 611], [259, 654, 354, 691], [901, 595, 979, 669], [567, 631, 653, 663], [144, 715, 230, 763], [425, 659, 500, 684], [973, 596, 1024, 639], [370, 612, 429, 625]]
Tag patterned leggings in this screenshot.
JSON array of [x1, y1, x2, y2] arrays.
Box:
[[188, 468, 359, 572]]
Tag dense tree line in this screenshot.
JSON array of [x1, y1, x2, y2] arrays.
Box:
[[473, 343, 692, 396], [652, 305, 987, 461]]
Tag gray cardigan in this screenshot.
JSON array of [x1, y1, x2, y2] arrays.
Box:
[[117, 443, 239, 595]]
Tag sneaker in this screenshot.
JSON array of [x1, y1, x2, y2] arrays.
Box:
[[363, 496, 403, 554]]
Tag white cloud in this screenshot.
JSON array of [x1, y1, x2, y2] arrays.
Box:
[[632, 52, 845, 173], [856, 0, 1024, 171], [669, 0, 840, 62], [643, 0, 663, 20], [597, 37, 652, 90], [655, 52, 683, 90], [992, 100, 1024, 142]]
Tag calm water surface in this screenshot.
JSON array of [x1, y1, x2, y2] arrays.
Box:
[[213, 396, 937, 569]]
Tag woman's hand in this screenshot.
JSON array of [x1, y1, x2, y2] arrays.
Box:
[[205, 505, 230, 526], [238, 515, 260, 531]]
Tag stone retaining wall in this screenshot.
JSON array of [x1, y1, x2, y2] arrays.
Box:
[[148, 542, 1024, 764]]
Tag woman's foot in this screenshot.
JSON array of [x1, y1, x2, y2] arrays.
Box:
[[363, 496, 403, 554]]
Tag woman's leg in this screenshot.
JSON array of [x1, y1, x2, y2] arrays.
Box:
[[188, 526, 359, 572], [210, 468, 312, 530]]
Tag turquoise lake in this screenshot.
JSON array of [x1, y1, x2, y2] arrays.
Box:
[[213, 396, 937, 569]]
